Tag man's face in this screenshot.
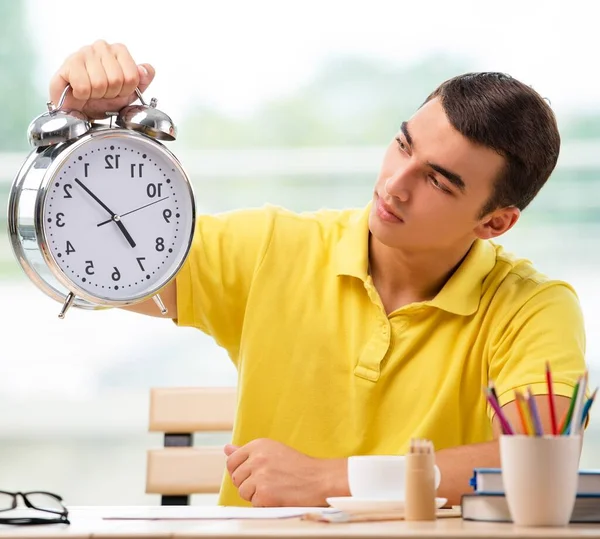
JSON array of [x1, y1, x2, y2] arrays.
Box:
[[369, 98, 508, 252]]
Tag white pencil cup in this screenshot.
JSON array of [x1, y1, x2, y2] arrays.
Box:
[[500, 435, 581, 527]]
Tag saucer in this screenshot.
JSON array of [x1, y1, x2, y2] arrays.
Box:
[[326, 496, 448, 513]]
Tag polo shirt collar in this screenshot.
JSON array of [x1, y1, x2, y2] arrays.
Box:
[[334, 204, 371, 281], [425, 238, 496, 316], [334, 202, 497, 316]]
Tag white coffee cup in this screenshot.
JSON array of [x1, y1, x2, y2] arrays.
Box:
[[348, 455, 441, 499]]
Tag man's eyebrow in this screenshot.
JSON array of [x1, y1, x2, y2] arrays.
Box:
[[428, 162, 466, 193], [400, 120, 466, 193], [400, 121, 413, 147]]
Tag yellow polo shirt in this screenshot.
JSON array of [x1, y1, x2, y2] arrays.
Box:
[[175, 204, 586, 506]]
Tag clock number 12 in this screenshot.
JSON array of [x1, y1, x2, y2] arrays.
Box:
[[105, 155, 120, 169]]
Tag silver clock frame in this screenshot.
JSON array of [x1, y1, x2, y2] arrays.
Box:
[[7, 127, 196, 318]]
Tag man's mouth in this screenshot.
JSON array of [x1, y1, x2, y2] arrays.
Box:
[[375, 195, 404, 223]]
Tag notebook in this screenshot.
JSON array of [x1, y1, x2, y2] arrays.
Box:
[[462, 493, 600, 523], [470, 468, 600, 495]]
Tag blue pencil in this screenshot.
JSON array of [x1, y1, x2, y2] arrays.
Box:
[[526, 387, 544, 436], [579, 388, 598, 428]]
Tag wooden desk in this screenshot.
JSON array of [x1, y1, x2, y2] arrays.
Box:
[[0, 507, 599, 539]]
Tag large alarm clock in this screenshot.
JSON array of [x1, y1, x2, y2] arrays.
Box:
[[7, 85, 196, 318]]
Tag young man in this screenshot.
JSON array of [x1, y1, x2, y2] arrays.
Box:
[[51, 41, 585, 507]]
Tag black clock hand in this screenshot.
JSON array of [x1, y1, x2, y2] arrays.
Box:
[[74, 178, 136, 248], [113, 218, 137, 248], [97, 196, 170, 227]]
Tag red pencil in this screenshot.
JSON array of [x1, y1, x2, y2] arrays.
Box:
[[546, 362, 558, 435]]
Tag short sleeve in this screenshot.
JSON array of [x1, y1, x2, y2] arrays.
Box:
[[174, 206, 276, 360], [487, 282, 586, 417]]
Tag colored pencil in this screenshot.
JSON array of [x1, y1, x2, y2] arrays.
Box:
[[558, 406, 571, 435], [580, 388, 598, 428], [526, 387, 544, 436], [560, 379, 581, 435], [484, 371, 595, 438], [546, 362, 558, 435], [570, 372, 588, 437], [489, 380, 499, 404], [514, 390, 530, 435], [486, 388, 514, 435], [519, 390, 535, 435]]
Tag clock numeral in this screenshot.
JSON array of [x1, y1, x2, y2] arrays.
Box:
[[84, 163, 90, 177], [147, 183, 163, 198], [56, 213, 66, 227], [63, 184, 73, 198], [66, 241, 75, 255], [155, 237, 165, 252], [131, 163, 144, 178], [136, 257, 146, 271], [105, 154, 120, 169], [85, 260, 95, 275], [111, 267, 121, 281]]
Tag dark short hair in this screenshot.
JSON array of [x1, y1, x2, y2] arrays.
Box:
[[424, 72, 560, 216]]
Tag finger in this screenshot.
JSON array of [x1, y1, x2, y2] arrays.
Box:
[[136, 63, 156, 94], [50, 53, 90, 110], [230, 461, 252, 488], [237, 476, 256, 504], [49, 72, 73, 108], [99, 48, 124, 99], [112, 43, 139, 97], [83, 49, 108, 100], [224, 444, 239, 457], [226, 446, 249, 475]]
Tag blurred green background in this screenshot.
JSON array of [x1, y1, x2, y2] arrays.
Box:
[[1, 0, 599, 505]]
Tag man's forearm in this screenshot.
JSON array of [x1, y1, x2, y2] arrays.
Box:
[[435, 440, 500, 506]]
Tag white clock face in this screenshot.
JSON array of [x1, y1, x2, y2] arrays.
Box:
[[41, 130, 194, 302]]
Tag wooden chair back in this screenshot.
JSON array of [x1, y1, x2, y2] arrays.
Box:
[[146, 387, 236, 505]]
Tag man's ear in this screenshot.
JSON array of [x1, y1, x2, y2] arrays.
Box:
[[474, 206, 520, 240]]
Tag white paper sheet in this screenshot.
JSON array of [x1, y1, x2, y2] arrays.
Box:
[[102, 505, 335, 520]]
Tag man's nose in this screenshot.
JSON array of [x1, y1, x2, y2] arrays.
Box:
[[385, 164, 417, 202]]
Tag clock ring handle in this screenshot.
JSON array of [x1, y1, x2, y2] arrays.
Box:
[[134, 87, 147, 106], [56, 84, 71, 110], [46, 84, 72, 113]]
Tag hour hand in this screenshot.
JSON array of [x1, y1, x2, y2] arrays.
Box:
[[114, 217, 136, 248]]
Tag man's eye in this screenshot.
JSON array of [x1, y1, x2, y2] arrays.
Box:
[[395, 137, 407, 151], [430, 175, 450, 193]]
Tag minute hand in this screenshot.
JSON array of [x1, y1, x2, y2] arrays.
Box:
[[74, 178, 136, 248], [97, 196, 170, 227]]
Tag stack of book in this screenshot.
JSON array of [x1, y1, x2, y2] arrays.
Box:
[[462, 468, 600, 523]]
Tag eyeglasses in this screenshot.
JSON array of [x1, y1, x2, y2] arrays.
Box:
[[0, 491, 70, 525]]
